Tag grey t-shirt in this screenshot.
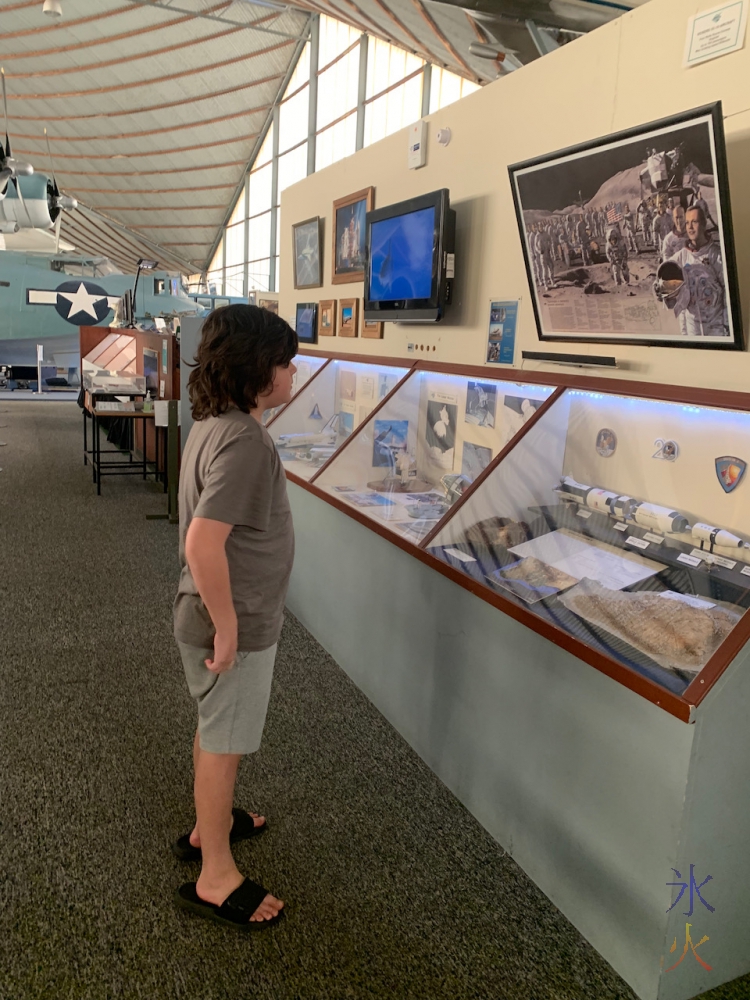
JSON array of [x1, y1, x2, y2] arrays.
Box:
[[173, 408, 294, 652]]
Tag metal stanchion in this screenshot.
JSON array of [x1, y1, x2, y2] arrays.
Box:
[[147, 399, 179, 523]]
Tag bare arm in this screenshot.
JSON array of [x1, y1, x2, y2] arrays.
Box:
[[185, 516, 237, 673]]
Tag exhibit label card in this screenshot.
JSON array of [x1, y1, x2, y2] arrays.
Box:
[[486, 300, 519, 366], [684, 0, 747, 67]]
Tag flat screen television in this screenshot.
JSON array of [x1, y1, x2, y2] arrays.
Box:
[[143, 348, 159, 391], [295, 302, 318, 344], [364, 188, 456, 323]]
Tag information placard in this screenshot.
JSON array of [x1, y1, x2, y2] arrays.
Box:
[[684, 1, 747, 67]]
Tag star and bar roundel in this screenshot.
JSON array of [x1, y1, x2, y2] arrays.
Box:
[[26, 280, 121, 325]]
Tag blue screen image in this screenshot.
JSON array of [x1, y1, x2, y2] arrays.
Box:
[[369, 206, 435, 302], [296, 305, 316, 342]]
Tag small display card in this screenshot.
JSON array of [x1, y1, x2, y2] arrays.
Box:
[[444, 547, 476, 564], [613, 522, 628, 532], [711, 555, 738, 570], [691, 548, 707, 560], [741, 565, 750, 577], [576, 509, 593, 520], [678, 553, 702, 568], [643, 532, 663, 545], [625, 536, 650, 550]]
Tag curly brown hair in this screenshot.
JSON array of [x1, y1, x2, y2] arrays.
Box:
[[188, 304, 298, 420]]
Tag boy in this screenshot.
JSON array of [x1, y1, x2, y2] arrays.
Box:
[[172, 304, 297, 930]]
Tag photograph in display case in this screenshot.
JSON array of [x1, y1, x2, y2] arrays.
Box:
[[292, 217, 323, 289], [372, 420, 409, 467], [461, 441, 492, 481], [332, 187, 374, 285], [509, 103, 743, 349], [425, 399, 457, 470], [339, 298, 359, 338], [465, 382, 497, 428]]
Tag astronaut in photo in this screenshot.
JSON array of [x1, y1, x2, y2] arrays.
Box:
[[655, 205, 729, 337]]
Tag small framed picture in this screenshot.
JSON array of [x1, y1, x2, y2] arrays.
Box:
[[292, 216, 323, 290], [361, 303, 384, 339], [338, 297, 359, 338], [318, 299, 336, 337], [332, 187, 374, 285], [258, 297, 279, 315], [295, 302, 319, 345]]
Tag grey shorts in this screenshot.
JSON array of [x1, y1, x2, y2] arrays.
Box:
[[178, 641, 277, 755]]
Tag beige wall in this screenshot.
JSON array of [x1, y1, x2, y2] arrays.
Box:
[[280, 0, 750, 393]]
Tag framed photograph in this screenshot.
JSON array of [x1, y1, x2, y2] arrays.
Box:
[[362, 303, 384, 340], [332, 187, 374, 285], [292, 216, 323, 290], [295, 302, 318, 345], [258, 297, 278, 315], [338, 297, 359, 338], [508, 103, 743, 350], [318, 299, 336, 337]]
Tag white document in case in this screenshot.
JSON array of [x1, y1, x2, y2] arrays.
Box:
[[509, 528, 665, 591]]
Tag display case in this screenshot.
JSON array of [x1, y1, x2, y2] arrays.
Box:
[[314, 369, 553, 543], [426, 387, 750, 706], [283, 353, 750, 720], [262, 353, 328, 424], [266, 356, 410, 481]]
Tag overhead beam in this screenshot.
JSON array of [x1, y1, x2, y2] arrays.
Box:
[[526, 19, 560, 56], [409, 0, 478, 80], [203, 15, 313, 270]]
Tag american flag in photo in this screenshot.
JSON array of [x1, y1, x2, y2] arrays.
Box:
[[607, 203, 623, 224]]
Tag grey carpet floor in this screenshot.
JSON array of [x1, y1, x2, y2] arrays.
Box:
[[0, 402, 746, 1000]]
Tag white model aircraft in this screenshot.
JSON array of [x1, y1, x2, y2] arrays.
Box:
[[276, 413, 341, 451]]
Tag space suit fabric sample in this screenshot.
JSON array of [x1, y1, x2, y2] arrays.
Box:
[[559, 580, 739, 675], [486, 557, 579, 604]]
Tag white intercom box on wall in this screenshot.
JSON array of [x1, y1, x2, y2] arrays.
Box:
[[407, 120, 427, 169]]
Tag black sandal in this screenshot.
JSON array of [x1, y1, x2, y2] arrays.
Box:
[[174, 878, 284, 931], [171, 808, 267, 861]]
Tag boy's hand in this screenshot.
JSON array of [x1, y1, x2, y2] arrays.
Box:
[[206, 631, 238, 674]]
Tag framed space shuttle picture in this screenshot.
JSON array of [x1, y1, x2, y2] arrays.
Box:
[[508, 102, 743, 351], [332, 187, 374, 285], [292, 216, 323, 290]]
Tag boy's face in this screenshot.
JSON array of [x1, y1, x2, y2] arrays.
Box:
[[260, 360, 297, 409]]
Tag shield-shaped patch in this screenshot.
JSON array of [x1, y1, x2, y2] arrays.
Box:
[[715, 456, 747, 493]]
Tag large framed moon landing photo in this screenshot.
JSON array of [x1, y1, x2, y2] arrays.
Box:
[[508, 103, 743, 350]]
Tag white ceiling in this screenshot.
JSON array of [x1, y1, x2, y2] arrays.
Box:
[[0, 0, 645, 273]]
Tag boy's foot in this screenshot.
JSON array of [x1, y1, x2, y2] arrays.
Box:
[[175, 875, 284, 930], [172, 808, 266, 862], [188, 809, 265, 849]]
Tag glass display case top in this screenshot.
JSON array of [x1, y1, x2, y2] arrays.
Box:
[[427, 388, 750, 696], [313, 369, 554, 542], [267, 358, 410, 481], [263, 353, 328, 425], [83, 371, 147, 394]]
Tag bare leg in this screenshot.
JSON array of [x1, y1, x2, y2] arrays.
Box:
[[193, 748, 283, 923], [189, 726, 265, 849]]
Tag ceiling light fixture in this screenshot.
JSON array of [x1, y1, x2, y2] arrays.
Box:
[[42, 0, 62, 17]]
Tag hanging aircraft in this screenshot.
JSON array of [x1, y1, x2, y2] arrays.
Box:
[[0, 68, 34, 225], [0, 247, 204, 365]]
